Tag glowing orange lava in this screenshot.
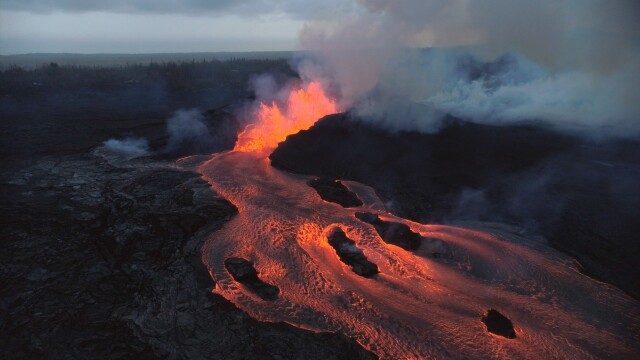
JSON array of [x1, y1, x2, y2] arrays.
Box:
[[198, 152, 640, 359], [234, 81, 338, 153]]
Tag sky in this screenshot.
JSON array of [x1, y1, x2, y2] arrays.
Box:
[[0, 0, 356, 54]]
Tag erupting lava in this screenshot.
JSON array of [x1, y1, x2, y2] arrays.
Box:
[[233, 81, 338, 153], [190, 77, 639, 359]]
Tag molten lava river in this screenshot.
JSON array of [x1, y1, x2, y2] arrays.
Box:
[[192, 82, 639, 359]]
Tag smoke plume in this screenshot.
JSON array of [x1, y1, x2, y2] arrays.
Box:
[[163, 108, 240, 155], [164, 109, 212, 153], [297, 0, 640, 137]]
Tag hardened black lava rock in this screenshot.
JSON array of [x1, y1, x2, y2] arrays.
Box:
[[308, 177, 363, 208], [481, 309, 516, 339], [224, 257, 280, 301], [355, 212, 422, 251], [327, 228, 379, 277], [0, 153, 376, 360]]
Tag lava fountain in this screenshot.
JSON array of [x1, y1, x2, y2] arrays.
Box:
[[193, 80, 639, 359], [233, 81, 337, 153]]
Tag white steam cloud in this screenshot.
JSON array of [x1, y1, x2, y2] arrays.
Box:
[[101, 137, 149, 157], [296, 0, 640, 137]]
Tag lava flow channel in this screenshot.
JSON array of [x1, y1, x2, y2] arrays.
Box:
[[196, 82, 639, 359]]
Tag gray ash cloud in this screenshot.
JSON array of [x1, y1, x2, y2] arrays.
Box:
[[297, 0, 640, 138]]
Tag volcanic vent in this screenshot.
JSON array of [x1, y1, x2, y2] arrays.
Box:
[[233, 81, 337, 153]]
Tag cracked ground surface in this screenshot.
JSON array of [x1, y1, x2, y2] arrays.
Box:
[[0, 152, 375, 359]]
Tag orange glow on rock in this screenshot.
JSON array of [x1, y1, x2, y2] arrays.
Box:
[[234, 81, 338, 153]]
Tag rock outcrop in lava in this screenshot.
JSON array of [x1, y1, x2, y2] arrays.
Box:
[[308, 177, 363, 208], [224, 257, 280, 301], [327, 227, 379, 277], [355, 212, 422, 251], [482, 309, 516, 339]]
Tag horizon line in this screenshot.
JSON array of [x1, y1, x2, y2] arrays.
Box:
[[0, 50, 298, 56]]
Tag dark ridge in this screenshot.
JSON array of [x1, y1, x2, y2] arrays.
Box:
[[308, 177, 363, 208], [270, 113, 578, 222], [355, 212, 422, 251], [224, 257, 280, 301], [481, 309, 516, 339], [327, 227, 379, 277], [270, 112, 640, 300]]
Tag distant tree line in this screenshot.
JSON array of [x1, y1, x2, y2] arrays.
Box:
[[0, 58, 296, 96]]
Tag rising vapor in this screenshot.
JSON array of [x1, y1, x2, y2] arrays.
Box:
[[296, 0, 640, 137], [101, 137, 149, 157]]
